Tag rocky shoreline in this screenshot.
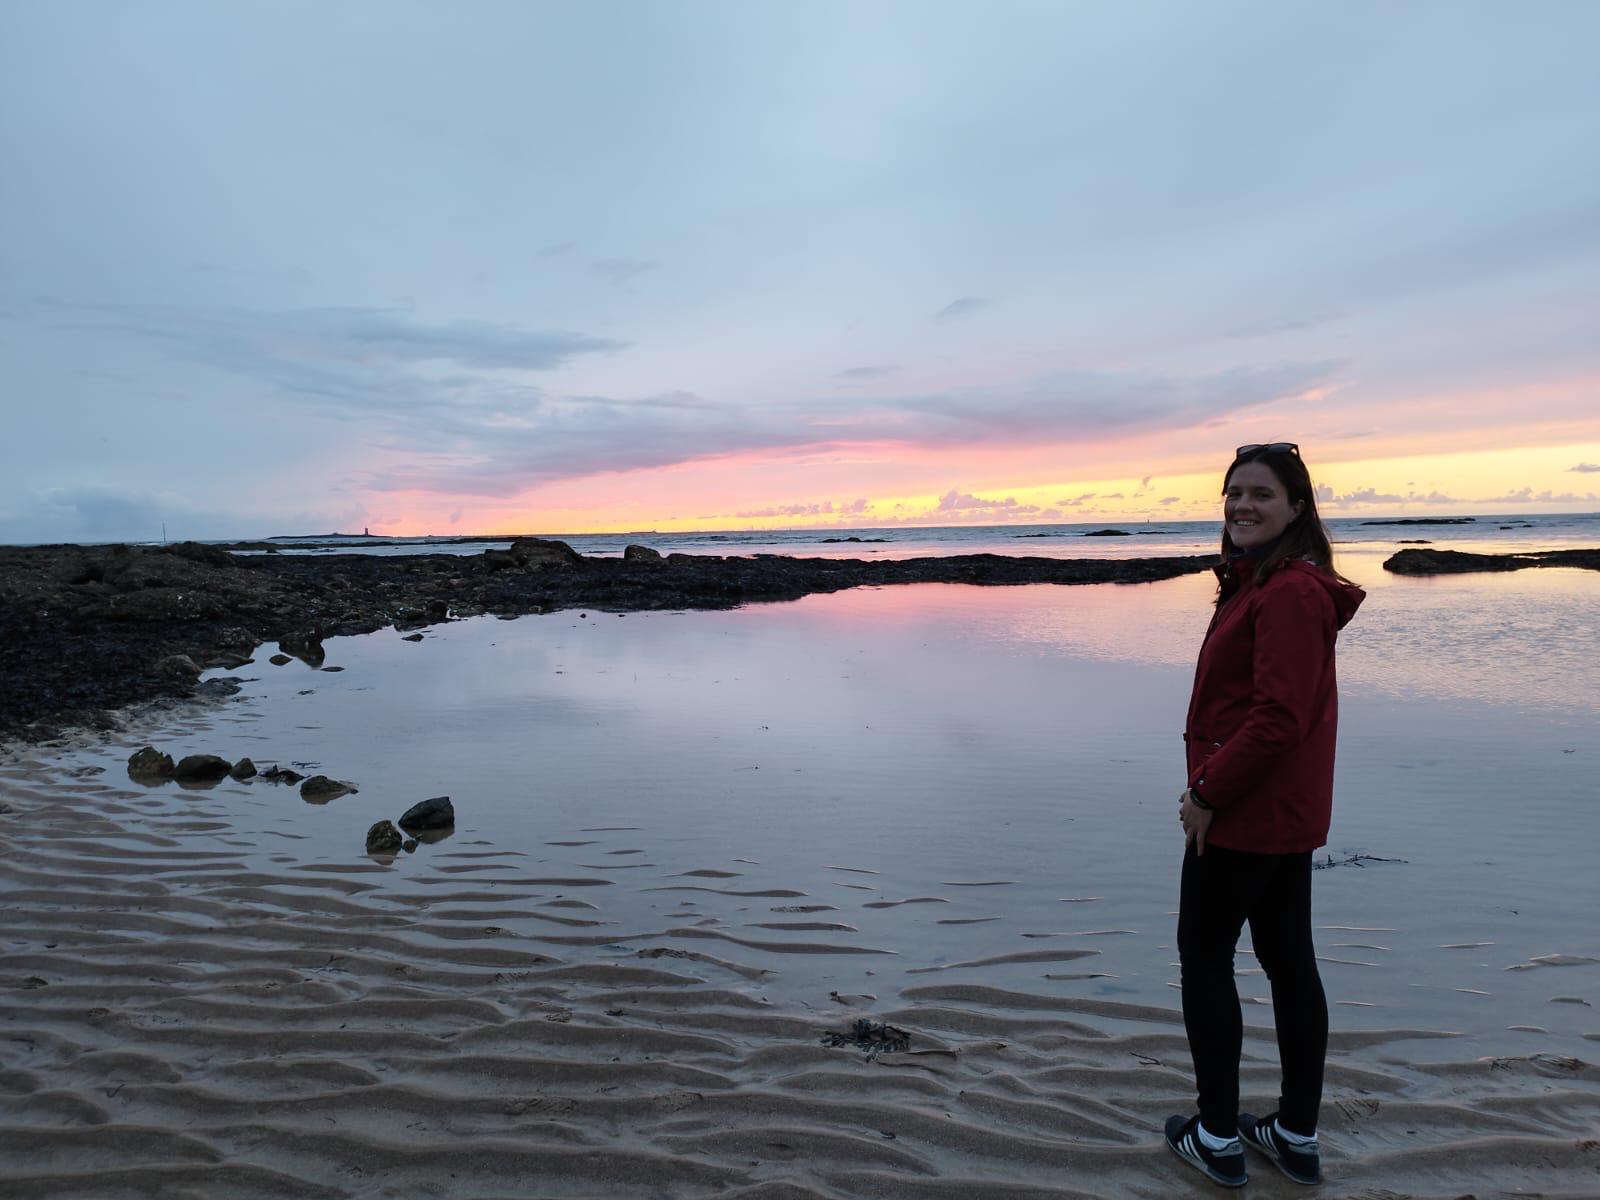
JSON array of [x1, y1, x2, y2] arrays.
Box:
[[1382, 547, 1600, 574], [0, 540, 1214, 744]]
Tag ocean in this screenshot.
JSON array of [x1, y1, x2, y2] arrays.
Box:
[[228, 511, 1600, 560]]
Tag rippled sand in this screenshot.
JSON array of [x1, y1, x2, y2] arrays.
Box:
[[4, 721, 1597, 1199]]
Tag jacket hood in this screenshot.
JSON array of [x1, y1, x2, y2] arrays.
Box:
[[1212, 556, 1365, 629], [1280, 559, 1365, 629]]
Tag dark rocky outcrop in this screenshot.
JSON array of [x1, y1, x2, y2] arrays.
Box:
[[155, 654, 203, 680], [230, 757, 257, 780], [300, 775, 357, 803], [259, 765, 304, 784], [623, 544, 663, 563], [172, 754, 233, 781], [128, 746, 175, 779], [398, 795, 454, 831], [1083, 529, 1132, 537], [509, 537, 584, 567], [1384, 548, 1600, 575], [366, 820, 403, 854]]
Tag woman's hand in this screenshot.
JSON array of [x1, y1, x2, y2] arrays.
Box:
[[1179, 789, 1213, 856]]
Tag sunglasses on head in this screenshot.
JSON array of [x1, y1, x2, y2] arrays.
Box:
[[1235, 442, 1300, 457]]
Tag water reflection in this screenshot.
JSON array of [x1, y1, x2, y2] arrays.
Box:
[[54, 568, 1586, 1046]]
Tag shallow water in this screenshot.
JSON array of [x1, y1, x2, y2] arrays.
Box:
[[55, 561, 1598, 1063]]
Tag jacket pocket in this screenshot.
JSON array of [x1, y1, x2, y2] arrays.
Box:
[[1186, 735, 1222, 785]]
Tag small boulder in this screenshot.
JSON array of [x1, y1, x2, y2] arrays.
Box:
[[623, 544, 663, 563], [212, 626, 259, 654], [366, 821, 403, 854], [398, 795, 454, 831], [301, 775, 357, 803], [172, 754, 233, 781], [194, 677, 243, 699], [155, 654, 203, 680], [259, 765, 304, 784], [268, 653, 293, 666], [128, 746, 175, 779], [230, 758, 257, 780], [402, 632, 424, 642], [509, 537, 583, 567], [402, 839, 418, 853]]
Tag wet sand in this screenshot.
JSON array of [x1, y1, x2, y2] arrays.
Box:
[[3, 739, 1596, 1196]]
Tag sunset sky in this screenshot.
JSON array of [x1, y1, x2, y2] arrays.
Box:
[[3, 1, 1598, 542]]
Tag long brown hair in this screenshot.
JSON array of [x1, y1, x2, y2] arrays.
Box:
[[1217, 445, 1352, 598]]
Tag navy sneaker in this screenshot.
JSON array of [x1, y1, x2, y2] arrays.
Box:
[[1239, 1110, 1323, 1185], [1164, 1114, 1248, 1188]]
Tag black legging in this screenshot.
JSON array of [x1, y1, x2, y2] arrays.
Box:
[[1177, 844, 1327, 1138]]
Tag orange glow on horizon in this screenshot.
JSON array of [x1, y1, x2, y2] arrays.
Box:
[[368, 434, 1600, 538]]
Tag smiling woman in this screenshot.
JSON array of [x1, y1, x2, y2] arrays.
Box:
[[1167, 441, 1365, 1187]]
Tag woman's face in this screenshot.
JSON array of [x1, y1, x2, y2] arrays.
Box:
[[1223, 461, 1303, 550]]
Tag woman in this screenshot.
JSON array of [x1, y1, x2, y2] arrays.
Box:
[[1164, 443, 1364, 1188]]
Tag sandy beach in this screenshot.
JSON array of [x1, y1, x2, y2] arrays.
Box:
[[7, 0, 1600, 1189], [4, 569, 1597, 1199]]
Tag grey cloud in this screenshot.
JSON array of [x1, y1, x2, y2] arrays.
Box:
[[27, 299, 1345, 498], [879, 360, 1341, 448], [47, 301, 627, 375], [1159, 496, 1182, 505], [1057, 492, 1096, 506], [592, 258, 660, 285], [934, 296, 987, 322], [834, 364, 898, 380], [537, 241, 576, 259], [1568, 463, 1600, 473], [1227, 312, 1342, 339], [372, 357, 1342, 497]]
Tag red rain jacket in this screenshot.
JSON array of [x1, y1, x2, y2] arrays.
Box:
[[1184, 557, 1365, 854]]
